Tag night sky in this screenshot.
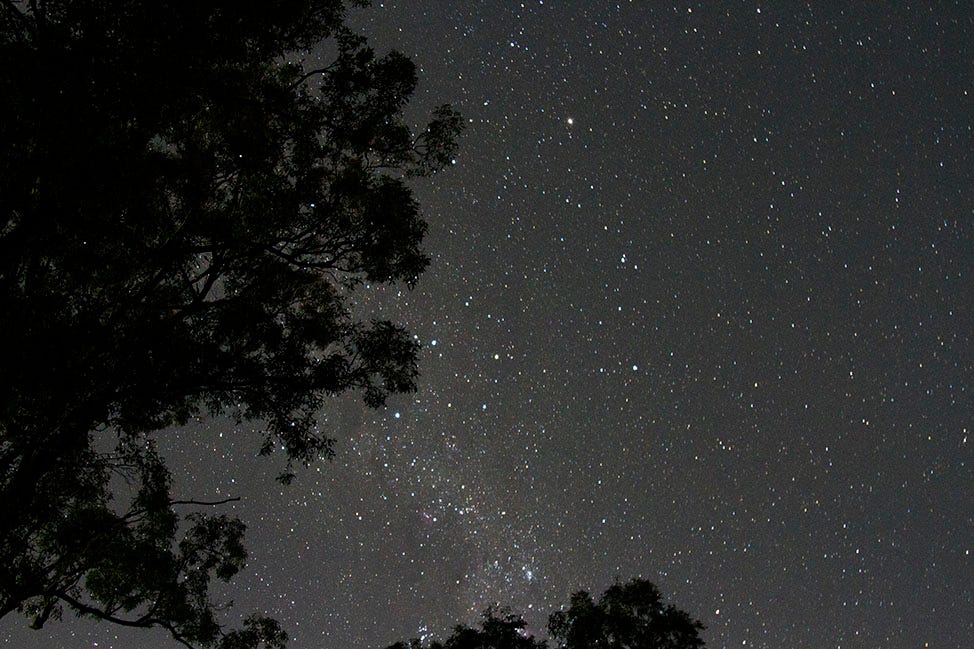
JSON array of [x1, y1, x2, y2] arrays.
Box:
[[6, 2, 973, 649]]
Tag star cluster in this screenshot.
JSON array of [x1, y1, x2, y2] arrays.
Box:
[[5, 3, 971, 649]]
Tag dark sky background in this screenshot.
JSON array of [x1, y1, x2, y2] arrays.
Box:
[[6, 2, 973, 649]]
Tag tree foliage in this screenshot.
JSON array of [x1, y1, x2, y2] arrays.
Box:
[[548, 579, 705, 649], [386, 579, 705, 649], [0, 0, 461, 646], [388, 607, 547, 649]]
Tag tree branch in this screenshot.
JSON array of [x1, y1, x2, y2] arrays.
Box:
[[54, 592, 197, 649], [291, 63, 336, 87], [170, 497, 240, 507]]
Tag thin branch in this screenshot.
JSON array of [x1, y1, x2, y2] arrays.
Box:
[[121, 496, 241, 525], [190, 259, 223, 307], [291, 63, 336, 88], [262, 244, 343, 271], [170, 497, 240, 507]]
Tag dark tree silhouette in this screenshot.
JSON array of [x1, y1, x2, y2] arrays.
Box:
[[442, 607, 548, 649], [0, 0, 461, 647], [548, 579, 706, 649], [384, 579, 705, 649], [387, 607, 548, 649]]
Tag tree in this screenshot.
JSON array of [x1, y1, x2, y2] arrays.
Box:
[[384, 579, 705, 649], [0, 0, 462, 647], [548, 579, 706, 649], [442, 607, 549, 649], [387, 607, 548, 649]]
